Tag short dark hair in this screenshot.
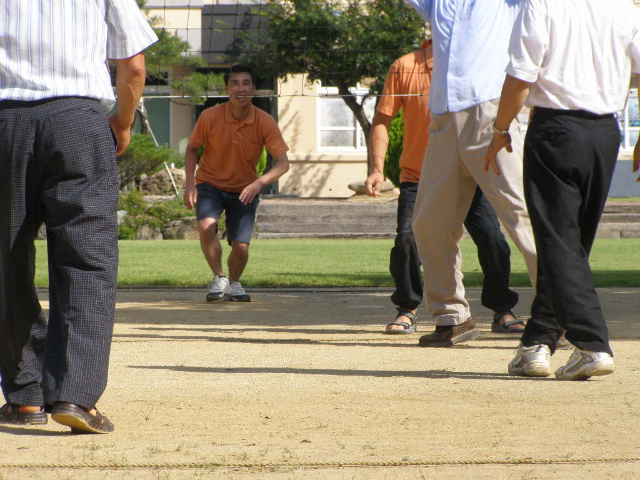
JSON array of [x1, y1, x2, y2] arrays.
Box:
[[224, 64, 257, 86]]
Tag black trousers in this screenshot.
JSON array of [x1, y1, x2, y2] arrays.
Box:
[[390, 182, 517, 313], [522, 108, 619, 355], [0, 97, 119, 409]]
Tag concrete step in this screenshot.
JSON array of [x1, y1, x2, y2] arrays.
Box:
[[255, 197, 640, 239]]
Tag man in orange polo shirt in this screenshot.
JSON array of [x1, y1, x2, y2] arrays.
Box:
[[184, 65, 289, 302], [365, 41, 522, 335]]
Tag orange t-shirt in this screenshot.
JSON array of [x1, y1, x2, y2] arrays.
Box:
[[189, 102, 289, 193], [376, 46, 433, 183]]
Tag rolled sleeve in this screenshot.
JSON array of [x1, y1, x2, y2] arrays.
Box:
[[377, 62, 403, 117], [506, 2, 547, 83], [630, 30, 640, 74]]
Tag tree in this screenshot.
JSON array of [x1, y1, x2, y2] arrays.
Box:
[[133, 0, 224, 135], [228, 0, 425, 174]]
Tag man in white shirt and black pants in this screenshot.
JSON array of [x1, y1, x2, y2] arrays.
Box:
[[486, 0, 640, 380], [0, 0, 157, 432]]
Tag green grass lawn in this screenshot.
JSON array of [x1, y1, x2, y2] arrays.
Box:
[[33, 238, 640, 288]]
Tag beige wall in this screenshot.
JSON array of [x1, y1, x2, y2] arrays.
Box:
[[277, 75, 368, 198]]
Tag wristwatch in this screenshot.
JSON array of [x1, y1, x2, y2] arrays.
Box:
[[492, 121, 510, 136]]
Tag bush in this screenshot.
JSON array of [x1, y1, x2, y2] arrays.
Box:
[[117, 190, 198, 240], [117, 134, 184, 190], [383, 112, 404, 188]]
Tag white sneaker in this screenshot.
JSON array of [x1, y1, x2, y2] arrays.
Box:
[[508, 344, 551, 377], [223, 281, 251, 302], [206, 275, 229, 302], [555, 349, 614, 381]]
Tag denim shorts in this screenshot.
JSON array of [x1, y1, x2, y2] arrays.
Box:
[[196, 183, 259, 244]]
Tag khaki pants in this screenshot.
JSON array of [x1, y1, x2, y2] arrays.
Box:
[[412, 100, 537, 326]]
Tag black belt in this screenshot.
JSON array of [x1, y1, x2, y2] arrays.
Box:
[[532, 107, 615, 120]]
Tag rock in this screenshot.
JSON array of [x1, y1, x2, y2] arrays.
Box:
[[117, 210, 127, 226], [36, 224, 47, 240], [139, 168, 186, 195], [162, 217, 199, 240], [136, 224, 163, 240]]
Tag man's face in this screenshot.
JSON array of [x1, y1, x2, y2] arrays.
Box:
[[226, 72, 254, 105]]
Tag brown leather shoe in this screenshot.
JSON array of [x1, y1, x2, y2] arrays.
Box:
[[418, 316, 479, 347]]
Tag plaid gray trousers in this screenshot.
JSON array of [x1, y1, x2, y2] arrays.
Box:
[[0, 97, 118, 409]]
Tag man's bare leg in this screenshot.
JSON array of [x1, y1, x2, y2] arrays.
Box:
[[198, 218, 224, 276], [228, 241, 249, 282]]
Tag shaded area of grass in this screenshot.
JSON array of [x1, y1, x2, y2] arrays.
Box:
[[33, 238, 640, 288]]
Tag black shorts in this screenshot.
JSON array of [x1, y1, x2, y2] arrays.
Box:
[[196, 183, 259, 244]]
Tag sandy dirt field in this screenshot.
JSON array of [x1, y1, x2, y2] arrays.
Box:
[[0, 287, 639, 480]]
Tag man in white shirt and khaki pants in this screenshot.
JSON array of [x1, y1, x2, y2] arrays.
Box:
[[486, 0, 640, 380]]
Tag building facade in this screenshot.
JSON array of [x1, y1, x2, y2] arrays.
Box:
[[143, 0, 639, 198]]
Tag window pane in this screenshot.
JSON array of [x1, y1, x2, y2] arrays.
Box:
[[320, 98, 352, 127], [320, 130, 354, 147], [627, 129, 639, 146], [628, 94, 639, 126], [363, 96, 376, 122]]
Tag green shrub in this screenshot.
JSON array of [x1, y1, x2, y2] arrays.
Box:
[[117, 189, 147, 216], [117, 191, 198, 239], [117, 134, 183, 190], [257, 147, 268, 176], [383, 112, 404, 188]]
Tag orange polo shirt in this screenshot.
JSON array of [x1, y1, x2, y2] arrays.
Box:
[[190, 102, 289, 193], [376, 46, 433, 183]]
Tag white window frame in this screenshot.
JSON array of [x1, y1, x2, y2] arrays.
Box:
[[619, 89, 639, 151], [316, 84, 374, 152]]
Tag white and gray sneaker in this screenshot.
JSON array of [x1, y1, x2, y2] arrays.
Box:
[[508, 344, 552, 377], [206, 275, 229, 302], [555, 349, 614, 381], [224, 281, 251, 302]]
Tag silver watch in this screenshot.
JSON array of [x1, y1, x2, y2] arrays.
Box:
[[492, 121, 510, 136]]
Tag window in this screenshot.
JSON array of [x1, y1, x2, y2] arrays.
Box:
[[619, 89, 639, 151], [317, 85, 375, 150]]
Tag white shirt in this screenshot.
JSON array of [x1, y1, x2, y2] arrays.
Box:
[[0, 0, 158, 107], [404, 0, 522, 114], [507, 0, 640, 115]]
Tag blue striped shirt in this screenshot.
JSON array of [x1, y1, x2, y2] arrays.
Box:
[[405, 0, 522, 114], [0, 0, 158, 107]]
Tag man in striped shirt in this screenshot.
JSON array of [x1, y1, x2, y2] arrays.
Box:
[[0, 0, 157, 433]]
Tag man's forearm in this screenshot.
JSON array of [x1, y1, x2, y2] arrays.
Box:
[[255, 154, 289, 187], [369, 114, 394, 174], [184, 147, 199, 187], [495, 75, 531, 131], [113, 53, 147, 127]]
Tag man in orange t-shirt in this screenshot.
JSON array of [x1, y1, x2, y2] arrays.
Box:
[[364, 41, 522, 335], [184, 64, 289, 303]]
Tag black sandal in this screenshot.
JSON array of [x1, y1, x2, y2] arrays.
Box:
[[0, 403, 48, 425], [491, 310, 525, 333], [385, 308, 418, 335]]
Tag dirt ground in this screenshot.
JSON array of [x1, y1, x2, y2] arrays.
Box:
[[0, 287, 639, 480]]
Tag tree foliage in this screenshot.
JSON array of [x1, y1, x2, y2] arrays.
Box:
[[228, 0, 425, 173], [134, 0, 224, 122], [117, 134, 183, 190]]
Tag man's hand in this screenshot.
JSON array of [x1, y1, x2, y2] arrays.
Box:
[[364, 172, 385, 197], [108, 115, 132, 156], [634, 140, 640, 182], [184, 184, 197, 210], [484, 133, 513, 176], [239, 181, 262, 205]]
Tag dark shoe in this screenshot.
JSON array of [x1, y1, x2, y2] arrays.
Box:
[[0, 403, 48, 425], [418, 317, 479, 347], [491, 311, 525, 333], [51, 402, 114, 434]]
